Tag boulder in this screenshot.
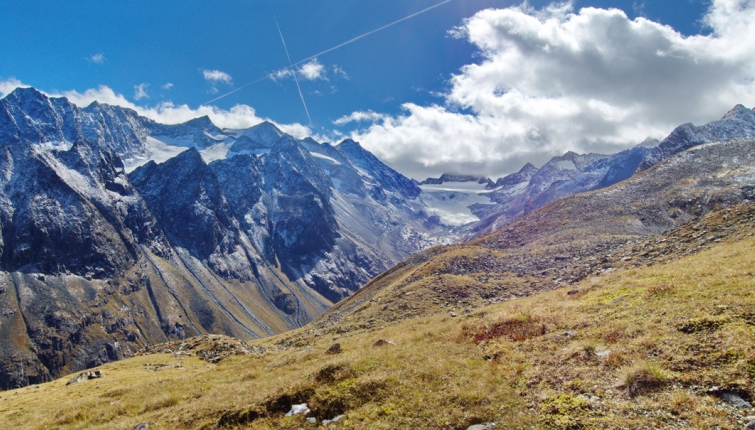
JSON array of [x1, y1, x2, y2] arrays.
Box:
[[371, 339, 395, 348], [325, 343, 342, 355], [66, 370, 103, 386]]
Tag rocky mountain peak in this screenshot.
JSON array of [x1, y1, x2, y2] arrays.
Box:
[[6, 86, 47, 104], [242, 121, 284, 146], [636, 137, 660, 148], [722, 104, 753, 121], [638, 104, 755, 172], [183, 115, 217, 129]]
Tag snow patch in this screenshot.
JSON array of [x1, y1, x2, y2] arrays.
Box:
[[200, 143, 233, 163], [310, 152, 341, 165], [492, 180, 528, 197], [123, 137, 188, 172]]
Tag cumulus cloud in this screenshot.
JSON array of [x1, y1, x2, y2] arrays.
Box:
[[203, 69, 233, 84], [344, 0, 755, 180], [333, 110, 388, 125], [89, 53, 106, 64], [162, 82, 174, 90], [299, 59, 327, 81], [271, 60, 329, 82], [0, 78, 312, 138], [133, 83, 149, 100]]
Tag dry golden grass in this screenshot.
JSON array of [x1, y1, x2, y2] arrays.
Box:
[[467, 234, 755, 429], [1, 223, 754, 429], [0, 315, 533, 429]]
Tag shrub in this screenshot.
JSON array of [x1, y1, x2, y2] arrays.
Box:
[[462, 314, 547, 344], [621, 361, 666, 397]]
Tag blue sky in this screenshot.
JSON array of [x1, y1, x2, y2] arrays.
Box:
[[3, 0, 753, 179]]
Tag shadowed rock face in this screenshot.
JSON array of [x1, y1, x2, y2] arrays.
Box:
[[129, 148, 248, 277]]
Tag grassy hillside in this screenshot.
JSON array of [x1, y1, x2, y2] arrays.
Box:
[[1, 202, 754, 429]]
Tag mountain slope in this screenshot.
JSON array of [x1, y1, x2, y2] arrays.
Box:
[[3, 200, 754, 429], [312, 136, 755, 330]]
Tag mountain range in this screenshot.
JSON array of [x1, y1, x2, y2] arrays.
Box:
[[0, 86, 754, 390]]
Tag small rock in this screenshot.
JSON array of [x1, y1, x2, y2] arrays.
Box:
[[566, 289, 580, 295], [722, 392, 753, 409], [596, 350, 611, 358], [371, 339, 395, 348], [323, 414, 345, 425], [66, 370, 103, 385], [562, 331, 577, 337], [325, 343, 342, 355], [709, 388, 752, 409], [449, 312, 458, 318], [307, 417, 317, 423], [133, 423, 149, 430], [467, 423, 496, 430], [285, 403, 310, 417], [577, 394, 600, 402], [745, 421, 755, 430]]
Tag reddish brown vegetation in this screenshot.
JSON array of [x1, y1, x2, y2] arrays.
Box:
[[462, 314, 547, 344]]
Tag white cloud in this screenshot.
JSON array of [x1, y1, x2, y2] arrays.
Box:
[[333, 110, 388, 125], [299, 59, 327, 81], [133, 83, 149, 100], [0, 77, 29, 97], [89, 53, 106, 64], [344, 0, 755, 180], [162, 82, 174, 90], [0, 78, 311, 137], [271, 68, 294, 81], [203, 69, 233, 84], [333, 65, 349, 80]]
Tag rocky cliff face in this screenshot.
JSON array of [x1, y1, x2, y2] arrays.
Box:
[[0, 88, 444, 389]]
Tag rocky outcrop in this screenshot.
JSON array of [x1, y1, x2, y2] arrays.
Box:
[[135, 334, 265, 363]]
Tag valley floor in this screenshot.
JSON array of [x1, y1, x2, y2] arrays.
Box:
[[2, 205, 755, 429]]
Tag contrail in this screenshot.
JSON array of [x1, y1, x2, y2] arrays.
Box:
[[202, 0, 453, 106], [272, 6, 312, 124], [291, 0, 452, 68]]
